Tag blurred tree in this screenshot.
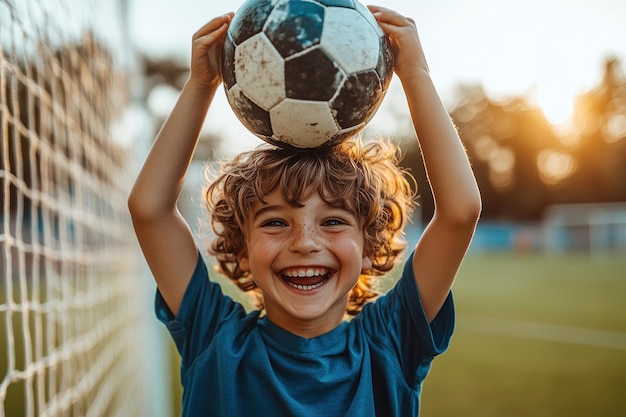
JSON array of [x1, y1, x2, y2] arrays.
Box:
[[140, 55, 219, 161], [142, 55, 189, 91], [448, 87, 561, 220], [391, 56, 626, 222], [558, 57, 626, 204]]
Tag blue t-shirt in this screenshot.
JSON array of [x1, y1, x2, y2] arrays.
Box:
[[156, 250, 454, 417]]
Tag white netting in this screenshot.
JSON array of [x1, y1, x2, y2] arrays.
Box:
[[1, 0, 152, 415]]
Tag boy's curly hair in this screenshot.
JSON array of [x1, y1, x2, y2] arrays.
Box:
[[203, 137, 416, 315]]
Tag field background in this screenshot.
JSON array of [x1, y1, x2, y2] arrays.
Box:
[[419, 252, 626, 417]]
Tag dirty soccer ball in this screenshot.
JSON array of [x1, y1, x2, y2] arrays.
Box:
[[222, 0, 394, 149]]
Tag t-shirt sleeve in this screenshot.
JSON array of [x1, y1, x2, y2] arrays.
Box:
[[360, 250, 455, 385], [154, 252, 246, 368]]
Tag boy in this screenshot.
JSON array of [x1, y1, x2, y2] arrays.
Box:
[[128, 6, 481, 417]]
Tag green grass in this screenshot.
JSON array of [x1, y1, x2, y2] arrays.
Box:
[[420, 253, 626, 417]]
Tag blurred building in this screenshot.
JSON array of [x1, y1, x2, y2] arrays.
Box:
[[543, 202, 626, 257]]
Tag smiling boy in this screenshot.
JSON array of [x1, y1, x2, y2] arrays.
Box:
[[128, 6, 481, 416], [241, 188, 370, 336]]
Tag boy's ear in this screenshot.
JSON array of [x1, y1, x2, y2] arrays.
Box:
[[237, 250, 250, 273], [361, 253, 373, 274]]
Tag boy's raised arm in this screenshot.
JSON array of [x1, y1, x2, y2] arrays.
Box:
[[370, 6, 481, 322], [128, 14, 233, 315]]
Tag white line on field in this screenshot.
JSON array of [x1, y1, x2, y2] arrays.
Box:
[[458, 316, 626, 350]]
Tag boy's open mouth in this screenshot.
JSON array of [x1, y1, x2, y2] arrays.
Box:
[[280, 268, 331, 291]]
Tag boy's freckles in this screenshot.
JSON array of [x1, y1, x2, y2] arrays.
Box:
[[288, 221, 322, 253]]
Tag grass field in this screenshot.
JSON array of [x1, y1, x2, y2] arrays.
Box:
[[419, 252, 626, 417]]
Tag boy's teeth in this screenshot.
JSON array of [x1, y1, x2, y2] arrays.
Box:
[[284, 268, 327, 277], [281, 268, 330, 291], [285, 279, 327, 291]]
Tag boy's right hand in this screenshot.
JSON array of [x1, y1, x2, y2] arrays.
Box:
[[189, 13, 234, 89]]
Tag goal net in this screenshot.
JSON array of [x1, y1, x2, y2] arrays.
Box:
[[1, 0, 154, 415]]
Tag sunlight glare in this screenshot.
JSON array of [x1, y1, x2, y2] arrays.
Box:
[[534, 83, 575, 127]]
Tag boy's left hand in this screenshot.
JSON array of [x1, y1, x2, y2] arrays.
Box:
[[368, 5, 429, 84]]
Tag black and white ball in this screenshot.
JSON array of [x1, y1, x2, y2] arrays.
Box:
[[222, 0, 394, 149]]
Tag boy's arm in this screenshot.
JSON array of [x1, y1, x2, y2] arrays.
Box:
[[128, 14, 232, 316], [371, 7, 481, 322]]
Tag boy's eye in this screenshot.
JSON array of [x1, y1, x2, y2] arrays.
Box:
[[260, 219, 287, 227], [323, 218, 347, 227]]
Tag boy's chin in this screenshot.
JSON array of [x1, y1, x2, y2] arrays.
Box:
[[266, 299, 349, 336]]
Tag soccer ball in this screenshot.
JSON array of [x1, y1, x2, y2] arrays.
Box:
[[222, 0, 394, 149]]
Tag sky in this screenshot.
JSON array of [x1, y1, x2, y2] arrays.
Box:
[[127, 0, 626, 153]]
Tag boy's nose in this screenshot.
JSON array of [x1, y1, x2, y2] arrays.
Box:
[[289, 223, 321, 253]]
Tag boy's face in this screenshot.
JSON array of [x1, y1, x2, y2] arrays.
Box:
[[238, 188, 372, 338]]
